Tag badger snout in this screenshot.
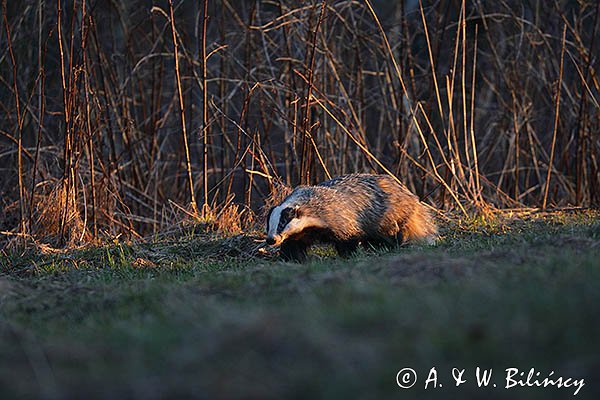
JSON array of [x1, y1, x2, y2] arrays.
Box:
[[266, 234, 284, 246]]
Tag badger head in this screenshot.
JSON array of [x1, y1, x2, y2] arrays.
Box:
[[265, 193, 326, 246]]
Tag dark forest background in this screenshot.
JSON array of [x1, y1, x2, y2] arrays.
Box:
[[0, 0, 598, 245]]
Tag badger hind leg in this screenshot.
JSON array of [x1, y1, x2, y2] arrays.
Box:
[[334, 240, 359, 258], [362, 234, 402, 251], [402, 204, 438, 244], [280, 240, 309, 262]]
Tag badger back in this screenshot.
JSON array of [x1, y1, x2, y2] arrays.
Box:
[[320, 175, 391, 236]]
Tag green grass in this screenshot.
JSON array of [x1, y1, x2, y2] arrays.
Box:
[[1, 211, 599, 399]]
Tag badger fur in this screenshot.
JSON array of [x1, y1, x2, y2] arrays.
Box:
[[265, 174, 437, 261]]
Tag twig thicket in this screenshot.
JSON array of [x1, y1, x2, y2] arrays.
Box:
[[0, 0, 598, 245]]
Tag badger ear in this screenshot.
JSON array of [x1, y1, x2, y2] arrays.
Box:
[[293, 205, 301, 218]]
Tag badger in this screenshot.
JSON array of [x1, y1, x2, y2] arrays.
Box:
[[265, 174, 437, 261]]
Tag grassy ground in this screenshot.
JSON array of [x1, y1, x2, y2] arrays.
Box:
[[1, 210, 599, 399]]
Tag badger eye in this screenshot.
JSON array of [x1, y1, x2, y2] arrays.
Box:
[[281, 207, 292, 219], [285, 207, 301, 219]]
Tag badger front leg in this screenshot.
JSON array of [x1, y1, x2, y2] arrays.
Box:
[[280, 239, 309, 262]]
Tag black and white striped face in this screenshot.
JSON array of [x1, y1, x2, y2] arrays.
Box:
[[265, 202, 300, 246], [265, 190, 328, 246]]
